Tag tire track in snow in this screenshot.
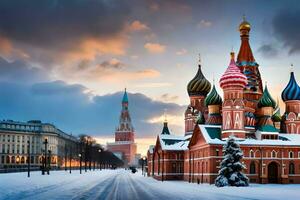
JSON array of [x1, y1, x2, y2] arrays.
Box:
[[71, 174, 116, 200]]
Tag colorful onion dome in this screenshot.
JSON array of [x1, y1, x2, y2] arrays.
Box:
[[219, 52, 247, 89], [281, 71, 300, 101], [281, 72, 300, 101], [187, 62, 211, 96], [205, 85, 222, 106], [258, 85, 276, 108]]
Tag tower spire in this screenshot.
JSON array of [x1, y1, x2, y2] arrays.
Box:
[[161, 109, 170, 135], [122, 88, 128, 103], [198, 53, 201, 65], [163, 108, 167, 123], [237, 16, 263, 102]]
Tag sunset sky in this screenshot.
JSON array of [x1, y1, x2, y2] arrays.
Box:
[[0, 0, 300, 155]]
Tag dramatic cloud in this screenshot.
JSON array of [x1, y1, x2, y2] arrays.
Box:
[[144, 43, 166, 53], [272, 9, 300, 54], [257, 44, 278, 58], [0, 81, 185, 137], [0, 57, 46, 83], [0, 0, 132, 64], [69, 59, 161, 83]]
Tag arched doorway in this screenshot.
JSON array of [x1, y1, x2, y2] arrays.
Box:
[[268, 162, 279, 183]]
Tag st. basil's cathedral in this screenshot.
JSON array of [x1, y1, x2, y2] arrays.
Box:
[[147, 18, 300, 184]]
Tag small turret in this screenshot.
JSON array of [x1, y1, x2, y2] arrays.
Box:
[[205, 84, 222, 125], [281, 69, 300, 134]]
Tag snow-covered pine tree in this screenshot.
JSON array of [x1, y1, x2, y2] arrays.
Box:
[[215, 136, 249, 187]]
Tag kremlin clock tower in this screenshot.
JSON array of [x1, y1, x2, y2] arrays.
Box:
[[107, 89, 137, 166]]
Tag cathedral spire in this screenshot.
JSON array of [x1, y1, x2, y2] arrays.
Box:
[[236, 16, 263, 102], [237, 16, 255, 63]]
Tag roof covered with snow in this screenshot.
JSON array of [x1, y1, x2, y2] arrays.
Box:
[[199, 124, 300, 146], [158, 134, 191, 151]]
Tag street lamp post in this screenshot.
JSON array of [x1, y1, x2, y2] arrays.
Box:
[[27, 140, 30, 178], [47, 150, 51, 175], [79, 153, 82, 174], [42, 138, 48, 175]]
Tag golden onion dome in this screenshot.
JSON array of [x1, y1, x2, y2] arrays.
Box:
[[239, 16, 251, 31]]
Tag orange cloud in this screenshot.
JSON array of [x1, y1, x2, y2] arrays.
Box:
[[128, 20, 150, 32], [144, 42, 166, 53], [64, 36, 127, 63], [0, 36, 30, 60], [0, 36, 13, 56]]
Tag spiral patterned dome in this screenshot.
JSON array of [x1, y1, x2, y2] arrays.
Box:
[[258, 85, 276, 108], [205, 85, 222, 106], [187, 64, 211, 96], [281, 72, 300, 101], [219, 52, 247, 89]]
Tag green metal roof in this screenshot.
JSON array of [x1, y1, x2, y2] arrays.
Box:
[[257, 125, 278, 132], [205, 127, 221, 139]]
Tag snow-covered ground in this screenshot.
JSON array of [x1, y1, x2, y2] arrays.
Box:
[[0, 169, 299, 200]]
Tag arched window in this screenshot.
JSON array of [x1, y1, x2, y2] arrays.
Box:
[[11, 156, 15, 164], [289, 151, 294, 158], [289, 162, 295, 174], [250, 162, 256, 174], [271, 150, 277, 158], [21, 156, 25, 164], [250, 150, 254, 158], [6, 156, 10, 164]]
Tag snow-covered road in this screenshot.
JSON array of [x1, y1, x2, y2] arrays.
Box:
[[0, 169, 299, 200]]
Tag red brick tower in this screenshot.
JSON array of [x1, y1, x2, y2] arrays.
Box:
[[236, 17, 263, 127], [107, 89, 137, 165], [220, 52, 248, 140], [115, 88, 135, 142]]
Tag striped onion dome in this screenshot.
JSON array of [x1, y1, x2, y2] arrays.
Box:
[[187, 64, 211, 96], [219, 52, 247, 89], [258, 85, 276, 108], [281, 71, 300, 102], [205, 85, 222, 106]]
